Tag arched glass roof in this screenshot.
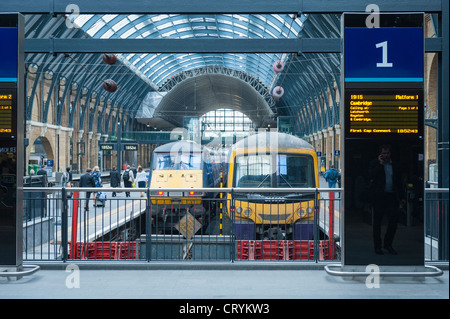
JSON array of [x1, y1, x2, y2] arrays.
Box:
[[73, 14, 307, 88], [23, 12, 343, 136]]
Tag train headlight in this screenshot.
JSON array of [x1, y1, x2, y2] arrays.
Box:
[[235, 207, 251, 216], [306, 207, 313, 214], [299, 208, 306, 217]]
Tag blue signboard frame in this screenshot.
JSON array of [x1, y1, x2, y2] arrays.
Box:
[[0, 27, 18, 82], [344, 27, 424, 82]]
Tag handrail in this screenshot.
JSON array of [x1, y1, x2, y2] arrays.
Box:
[[20, 186, 343, 193], [0, 265, 40, 278], [324, 264, 444, 277]]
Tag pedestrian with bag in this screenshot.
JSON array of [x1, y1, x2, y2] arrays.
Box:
[[324, 165, 340, 188], [122, 165, 134, 197], [60, 167, 73, 198], [79, 168, 96, 211]]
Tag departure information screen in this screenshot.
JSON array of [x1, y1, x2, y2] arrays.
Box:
[[345, 89, 423, 137], [0, 89, 15, 136]]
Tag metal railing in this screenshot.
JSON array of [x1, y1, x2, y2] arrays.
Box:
[[20, 186, 448, 263]]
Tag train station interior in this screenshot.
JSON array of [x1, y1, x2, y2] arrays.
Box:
[[9, 4, 445, 185], [0, 1, 448, 302]]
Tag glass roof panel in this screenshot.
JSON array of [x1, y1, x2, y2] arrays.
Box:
[[69, 13, 313, 94]]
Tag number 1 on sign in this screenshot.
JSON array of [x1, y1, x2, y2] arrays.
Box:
[[376, 41, 393, 67]]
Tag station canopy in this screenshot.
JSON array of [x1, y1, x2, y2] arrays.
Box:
[[24, 13, 341, 134]]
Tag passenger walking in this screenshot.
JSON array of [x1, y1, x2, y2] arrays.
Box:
[[79, 168, 96, 211], [60, 167, 73, 187], [110, 166, 121, 197], [37, 165, 48, 186], [92, 166, 103, 206], [324, 165, 340, 188], [122, 165, 134, 197], [61, 167, 73, 198], [135, 165, 147, 197]]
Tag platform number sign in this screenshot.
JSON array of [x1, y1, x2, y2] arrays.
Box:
[[342, 13, 425, 267], [375, 41, 392, 68]]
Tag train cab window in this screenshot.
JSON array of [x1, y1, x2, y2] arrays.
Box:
[[153, 152, 202, 170], [235, 154, 272, 188], [235, 153, 315, 188], [277, 155, 315, 188]]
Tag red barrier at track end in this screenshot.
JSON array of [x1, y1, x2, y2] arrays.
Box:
[[329, 192, 335, 259], [69, 192, 79, 259]]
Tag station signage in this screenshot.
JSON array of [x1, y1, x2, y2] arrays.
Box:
[[123, 144, 138, 151], [98, 142, 138, 152], [342, 12, 425, 267], [0, 89, 16, 137], [99, 143, 117, 151], [0, 13, 24, 267], [345, 89, 423, 137]]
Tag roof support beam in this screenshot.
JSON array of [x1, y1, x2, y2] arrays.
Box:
[[24, 37, 442, 54], [0, 0, 443, 14]]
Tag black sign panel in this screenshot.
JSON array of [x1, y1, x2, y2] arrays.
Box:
[[342, 13, 425, 266], [345, 89, 424, 138], [0, 13, 24, 267], [0, 141, 18, 265], [0, 89, 16, 137], [123, 144, 138, 151], [99, 143, 116, 151]]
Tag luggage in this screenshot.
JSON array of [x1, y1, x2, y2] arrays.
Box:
[[96, 192, 107, 207]]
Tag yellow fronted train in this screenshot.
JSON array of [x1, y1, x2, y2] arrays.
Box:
[[227, 132, 319, 240], [148, 140, 227, 233]]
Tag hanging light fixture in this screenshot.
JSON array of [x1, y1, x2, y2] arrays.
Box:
[[273, 61, 285, 73], [102, 53, 117, 65], [272, 86, 284, 99], [103, 79, 118, 92]]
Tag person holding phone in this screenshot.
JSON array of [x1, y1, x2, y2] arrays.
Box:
[[368, 144, 403, 255]]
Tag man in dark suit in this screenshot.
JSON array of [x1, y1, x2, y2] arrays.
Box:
[[36, 165, 48, 186], [110, 166, 121, 197], [368, 144, 403, 255], [79, 168, 96, 211]]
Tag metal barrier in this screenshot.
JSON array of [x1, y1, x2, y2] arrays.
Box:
[[20, 187, 448, 263]]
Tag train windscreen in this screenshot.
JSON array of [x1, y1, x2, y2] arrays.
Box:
[[153, 152, 202, 170], [234, 153, 315, 188]]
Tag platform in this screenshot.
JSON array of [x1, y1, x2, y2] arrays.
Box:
[[0, 262, 448, 301]]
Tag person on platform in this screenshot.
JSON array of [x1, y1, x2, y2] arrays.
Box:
[[61, 167, 73, 198], [368, 144, 403, 255], [121, 165, 134, 197], [92, 166, 103, 206], [37, 165, 48, 187], [135, 165, 147, 197], [110, 166, 121, 197], [79, 168, 96, 211], [61, 167, 73, 187], [324, 165, 340, 188]]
